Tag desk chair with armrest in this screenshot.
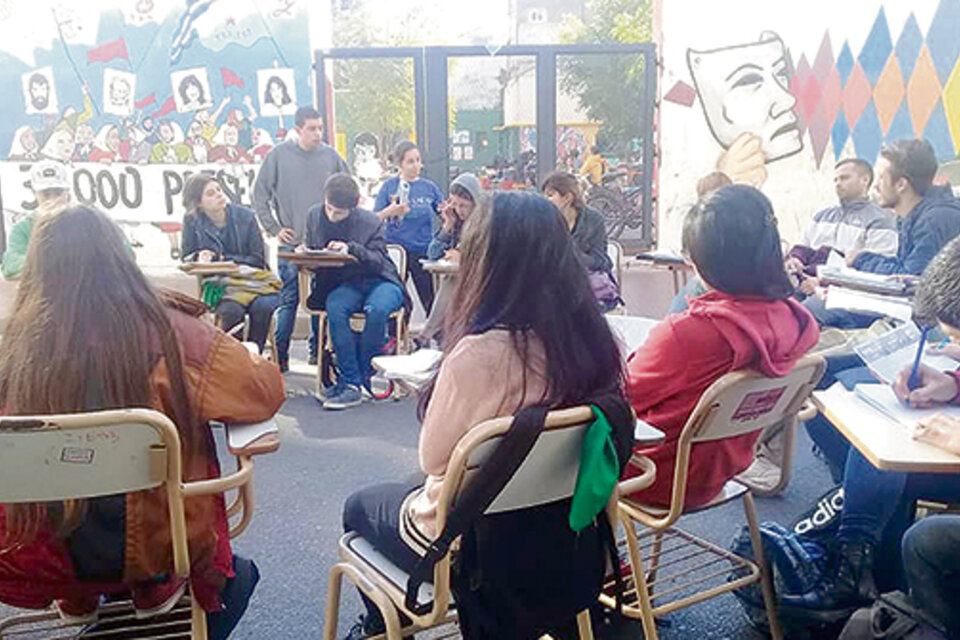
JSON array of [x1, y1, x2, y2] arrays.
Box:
[[0, 409, 278, 640], [599, 355, 826, 640], [298, 244, 409, 396], [322, 406, 659, 640]]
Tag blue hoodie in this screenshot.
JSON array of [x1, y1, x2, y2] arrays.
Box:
[[374, 176, 444, 254], [854, 185, 960, 275]]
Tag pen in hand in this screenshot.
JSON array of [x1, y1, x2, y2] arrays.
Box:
[[908, 326, 931, 392]]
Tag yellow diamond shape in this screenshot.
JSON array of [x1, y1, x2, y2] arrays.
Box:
[[943, 57, 960, 152], [873, 56, 905, 135]]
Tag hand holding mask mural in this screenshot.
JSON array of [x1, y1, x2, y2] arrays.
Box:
[[716, 132, 768, 187]]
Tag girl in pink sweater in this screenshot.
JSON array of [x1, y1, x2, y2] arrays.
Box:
[[338, 191, 625, 640]]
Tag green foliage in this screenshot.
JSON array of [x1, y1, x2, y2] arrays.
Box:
[[558, 0, 652, 153], [330, 7, 419, 161]]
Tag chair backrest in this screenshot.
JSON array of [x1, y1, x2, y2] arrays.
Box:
[[607, 240, 623, 285], [436, 406, 594, 525], [387, 243, 407, 277], [654, 355, 826, 522], [685, 355, 825, 444], [0, 409, 192, 576]]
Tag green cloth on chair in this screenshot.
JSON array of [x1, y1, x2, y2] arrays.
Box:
[[569, 405, 621, 532]]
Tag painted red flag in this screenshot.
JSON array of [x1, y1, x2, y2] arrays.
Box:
[[134, 94, 156, 109], [87, 38, 130, 64], [220, 67, 244, 89], [663, 80, 697, 107], [151, 96, 177, 118]]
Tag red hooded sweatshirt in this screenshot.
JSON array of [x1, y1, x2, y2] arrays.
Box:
[[623, 290, 819, 508]]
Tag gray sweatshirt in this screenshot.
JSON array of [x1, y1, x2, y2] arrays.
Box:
[[253, 140, 349, 243]]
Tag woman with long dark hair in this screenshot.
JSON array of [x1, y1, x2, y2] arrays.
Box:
[[339, 192, 626, 639], [181, 173, 281, 352], [622, 185, 819, 507], [0, 206, 284, 638]]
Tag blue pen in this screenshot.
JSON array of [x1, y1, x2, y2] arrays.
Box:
[[908, 326, 931, 391]]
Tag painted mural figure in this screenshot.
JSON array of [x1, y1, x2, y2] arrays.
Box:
[[178, 74, 208, 112], [687, 32, 802, 186], [263, 75, 292, 111], [27, 73, 51, 112], [8, 125, 41, 162]]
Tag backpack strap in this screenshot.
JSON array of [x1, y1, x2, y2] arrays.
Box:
[[404, 404, 550, 615]]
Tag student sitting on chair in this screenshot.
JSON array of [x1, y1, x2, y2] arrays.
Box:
[[419, 172, 481, 347], [180, 173, 281, 353], [300, 173, 406, 410], [0, 205, 284, 639], [337, 192, 627, 640], [541, 170, 620, 311], [782, 235, 960, 616], [621, 185, 820, 508]]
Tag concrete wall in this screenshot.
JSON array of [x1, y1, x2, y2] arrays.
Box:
[[656, 0, 960, 251]]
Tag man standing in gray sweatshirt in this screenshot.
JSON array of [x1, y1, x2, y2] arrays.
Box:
[[254, 106, 349, 371]]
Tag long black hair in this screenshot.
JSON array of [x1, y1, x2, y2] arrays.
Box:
[[420, 191, 623, 416], [682, 185, 793, 300]]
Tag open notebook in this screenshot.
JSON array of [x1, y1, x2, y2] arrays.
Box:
[[854, 322, 957, 384], [853, 383, 960, 429]]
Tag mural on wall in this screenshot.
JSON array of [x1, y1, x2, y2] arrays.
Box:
[[0, 0, 316, 267], [667, 0, 960, 173], [686, 32, 802, 187], [0, 0, 311, 168]]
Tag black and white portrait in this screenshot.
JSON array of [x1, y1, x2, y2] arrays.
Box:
[[257, 68, 297, 117], [103, 68, 136, 117], [22, 67, 58, 115], [171, 67, 213, 113]]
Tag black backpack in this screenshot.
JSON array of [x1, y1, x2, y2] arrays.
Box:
[[404, 394, 634, 640]]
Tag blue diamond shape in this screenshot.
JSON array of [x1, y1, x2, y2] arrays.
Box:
[[837, 42, 855, 85], [885, 102, 914, 142], [852, 101, 883, 163], [831, 110, 851, 160], [894, 14, 923, 79], [924, 100, 956, 160], [858, 7, 893, 85], [926, 0, 960, 83]]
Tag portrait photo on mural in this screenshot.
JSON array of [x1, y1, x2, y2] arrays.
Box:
[[687, 31, 802, 187], [103, 68, 136, 117], [171, 67, 214, 113], [257, 68, 296, 117], [21, 66, 58, 116]]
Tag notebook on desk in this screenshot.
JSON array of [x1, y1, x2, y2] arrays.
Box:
[[854, 322, 957, 384], [852, 383, 960, 429]]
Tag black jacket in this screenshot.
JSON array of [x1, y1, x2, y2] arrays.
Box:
[[853, 186, 960, 275], [571, 206, 613, 274], [181, 204, 266, 268], [304, 204, 407, 309]]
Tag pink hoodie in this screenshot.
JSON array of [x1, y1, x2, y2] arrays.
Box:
[[623, 290, 819, 508]]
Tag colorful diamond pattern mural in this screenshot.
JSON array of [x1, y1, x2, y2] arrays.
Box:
[[785, 0, 960, 165], [873, 56, 905, 134]]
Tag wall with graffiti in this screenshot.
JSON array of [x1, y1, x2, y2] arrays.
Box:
[[0, 0, 327, 268], [656, 0, 960, 251]]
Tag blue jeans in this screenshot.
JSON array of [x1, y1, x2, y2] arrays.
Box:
[[838, 449, 960, 589], [902, 516, 960, 636], [326, 279, 404, 387], [804, 356, 874, 481], [276, 250, 319, 363]]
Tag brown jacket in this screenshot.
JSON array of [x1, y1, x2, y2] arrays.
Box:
[[0, 308, 284, 611]]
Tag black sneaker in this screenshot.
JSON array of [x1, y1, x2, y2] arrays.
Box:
[[341, 614, 385, 640], [308, 353, 318, 366], [278, 358, 289, 374], [323, 384, 364, 410]]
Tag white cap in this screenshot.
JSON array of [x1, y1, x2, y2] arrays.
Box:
[[30, 160, 70, 192]]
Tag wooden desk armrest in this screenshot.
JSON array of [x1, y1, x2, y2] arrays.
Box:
[[618, 454, 657, 495], [226, 419, 281, 456]]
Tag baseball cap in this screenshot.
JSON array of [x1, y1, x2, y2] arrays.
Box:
[[30, 160, 70, 192]]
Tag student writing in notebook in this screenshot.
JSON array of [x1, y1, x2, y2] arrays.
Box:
[[783, 235, 960, 616]]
